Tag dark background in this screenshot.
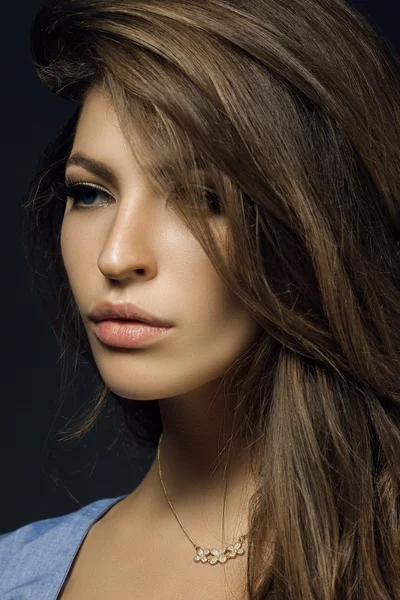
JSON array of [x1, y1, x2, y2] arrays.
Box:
[[1, 1, 399, 535]]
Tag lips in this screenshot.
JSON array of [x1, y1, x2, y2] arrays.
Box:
[[107, 318, 142, 323], [94, 318, 172, 348], [89, 301, 173, 328]]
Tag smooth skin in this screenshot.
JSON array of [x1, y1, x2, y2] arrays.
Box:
[[58, 84, 263, 599]]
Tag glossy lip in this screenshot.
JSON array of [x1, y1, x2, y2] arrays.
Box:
[[94, 319, 172, 349], [88, 300, 174, 328]]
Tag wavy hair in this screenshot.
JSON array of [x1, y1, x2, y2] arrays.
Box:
[[24, 0, 400, 597]]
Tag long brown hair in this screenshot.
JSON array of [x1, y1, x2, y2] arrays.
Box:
[[24, 0, 400, 597]]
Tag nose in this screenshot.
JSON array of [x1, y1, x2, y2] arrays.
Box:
[[97, 194, 159, 283]]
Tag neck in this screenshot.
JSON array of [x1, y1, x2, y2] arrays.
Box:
[[134, 380, 257, 545]]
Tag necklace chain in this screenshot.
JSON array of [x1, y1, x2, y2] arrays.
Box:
[[157, 432, 248, 565], [157, 432, 197, 547]]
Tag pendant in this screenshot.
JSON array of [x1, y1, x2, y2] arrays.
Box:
[[193, 535, 246, 565]]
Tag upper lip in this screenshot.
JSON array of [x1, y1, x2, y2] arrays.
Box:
[[89, 301, 173, 328]]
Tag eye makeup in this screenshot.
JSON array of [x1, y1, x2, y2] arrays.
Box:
[[60, 178, 222, 215]]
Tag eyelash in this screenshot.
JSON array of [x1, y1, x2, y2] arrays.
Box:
[[61, 181, 112, 211], [60, 180, 222, 215]]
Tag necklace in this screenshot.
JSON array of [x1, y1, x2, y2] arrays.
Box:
[[157, 432, 248, 565]]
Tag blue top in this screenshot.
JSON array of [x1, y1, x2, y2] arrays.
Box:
[[0, 494, 129, 600]]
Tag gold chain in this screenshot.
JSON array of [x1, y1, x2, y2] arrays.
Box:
[[157, 432, 248, 565]]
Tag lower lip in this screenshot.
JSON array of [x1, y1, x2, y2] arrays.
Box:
[[94, 319, 172, 348]]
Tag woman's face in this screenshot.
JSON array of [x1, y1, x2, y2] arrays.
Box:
[[61, 86, 261, 401]]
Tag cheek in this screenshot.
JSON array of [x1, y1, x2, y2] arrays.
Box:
[[60, 221, 79, 280], [60, 219, 93, 294], [207, 307, 262, 360], [60, 220, 72, 275], [186, 270, 261, 361]]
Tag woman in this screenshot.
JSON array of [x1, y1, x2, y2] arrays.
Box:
[[1, 0, 399, 598]]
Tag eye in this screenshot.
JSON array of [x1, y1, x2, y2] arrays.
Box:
[[61, 181, 113, 210], [173, 184, 222, 216], [59, 178, 222, 215]]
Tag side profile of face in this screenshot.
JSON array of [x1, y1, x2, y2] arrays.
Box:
[[60, 85, 262, 402]]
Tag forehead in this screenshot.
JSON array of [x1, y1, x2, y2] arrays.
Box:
[[70, 84, 206, 195], [68, 86, 152, 188], [73, 86, 125, 149]]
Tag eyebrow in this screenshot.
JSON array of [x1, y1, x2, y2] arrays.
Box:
[[65, 153, 119, 187]]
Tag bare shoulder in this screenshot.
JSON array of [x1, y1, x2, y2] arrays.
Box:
[[58, 492, 248, 600]]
